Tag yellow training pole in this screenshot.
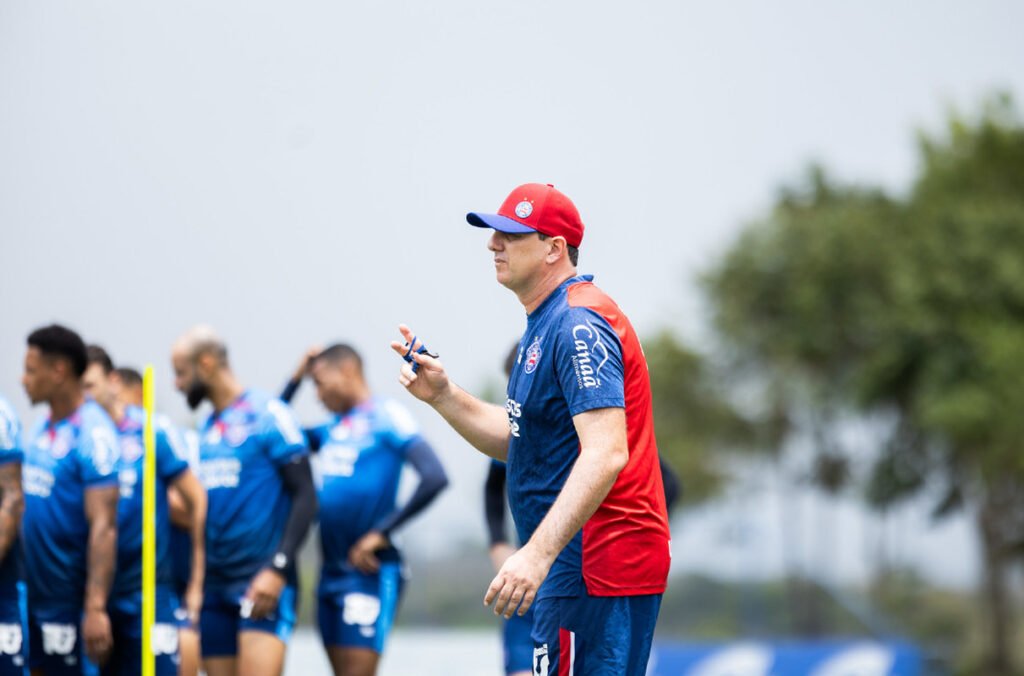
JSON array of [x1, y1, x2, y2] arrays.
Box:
[[141, 366, 157, 676]]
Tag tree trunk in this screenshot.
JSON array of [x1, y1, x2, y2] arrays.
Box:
[[978, 496, 1016, 675]]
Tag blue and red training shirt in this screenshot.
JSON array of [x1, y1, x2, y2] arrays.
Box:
[[505, 274, 670, 599]]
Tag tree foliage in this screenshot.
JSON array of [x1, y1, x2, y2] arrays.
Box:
[[704, 95, 1024, 672]]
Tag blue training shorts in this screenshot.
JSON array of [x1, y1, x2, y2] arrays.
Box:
[[200, 583, 296, 658], [0, 584, 27, 676], [530, 594, 662, 676], [28, 602, 98, 676], [103, 585, 180, 676], [502, 605, 535, 675], [317, 562, 403, 654]]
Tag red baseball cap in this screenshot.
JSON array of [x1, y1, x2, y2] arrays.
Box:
[[466, 183, 585, 248]]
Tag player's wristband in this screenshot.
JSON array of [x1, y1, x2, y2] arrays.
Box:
[[403, 336, 438, 374], [268, 551, 290, 577]]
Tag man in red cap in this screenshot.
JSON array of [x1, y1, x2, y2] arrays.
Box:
[[391, 183, 671, 675]]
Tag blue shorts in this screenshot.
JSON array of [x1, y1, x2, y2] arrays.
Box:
[[530, 594, 661, 676], [200, 583, 296, 658], [317, 563, 403, 653], [0, 584, 27, 676], [502, 606, 534, 675], [27, 602, 98, 675], [102, 586, 180, 676]]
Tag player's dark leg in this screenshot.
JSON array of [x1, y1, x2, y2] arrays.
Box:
[[202, 656, 237, 676], [177, 627, 200, 676], [236, 631, 286, 676], [326, 646, 379, 676]]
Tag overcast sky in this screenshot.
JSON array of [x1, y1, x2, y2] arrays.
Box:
[[2, 0, 1022, 589]]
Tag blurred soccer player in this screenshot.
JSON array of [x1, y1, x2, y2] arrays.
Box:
[[111, 368, 143, 408], [281, 344, 448, 676], [21, 325, 120, 675], [171, 326, 316, 676], [83, 346, 207, 676], [0, 395, 26, 675], [394, 184, 671, 675]]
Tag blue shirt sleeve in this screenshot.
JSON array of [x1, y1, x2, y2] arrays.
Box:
[[553, 307, 626, 416], [378, 399, 421, 452], [77, 422, 121, 487], [0, 400, 22, 465], [261, 399, 308, 467]]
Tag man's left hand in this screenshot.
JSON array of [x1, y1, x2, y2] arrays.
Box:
[[244, 568, 286, 620], [484, 544, 552, 619], [348, 531, 389, 574]]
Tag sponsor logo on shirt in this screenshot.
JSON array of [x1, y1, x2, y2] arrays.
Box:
[[23, 466, 55, 498], [523, 338, 542, 375], [198, 457, 241, 489], [119, 467, 138, 499], [320, 443, 359, 477], [120, 436, 143, 463], [570, 322, 610, 389], [505, 398, 522, 438]]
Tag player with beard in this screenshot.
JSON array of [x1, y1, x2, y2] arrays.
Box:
[[21, 324, 120, 675], [82, 346, 207, 676], [170, 326, 316, 676]]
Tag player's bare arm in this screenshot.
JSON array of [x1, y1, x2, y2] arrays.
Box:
[[391, 324, 511, 460], [83, 484, 119, 665], [484, 407, 628, 618], [0, 463, 24, 562], [171, 469, 208, 624]]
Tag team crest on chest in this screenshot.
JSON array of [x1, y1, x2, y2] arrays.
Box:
[[523, 338, 542, 374]]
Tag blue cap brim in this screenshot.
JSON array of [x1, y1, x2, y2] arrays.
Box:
[[466, 212, 537, 234]]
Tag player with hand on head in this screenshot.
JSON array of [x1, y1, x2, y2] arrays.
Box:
[[0, 395, 26, 675], [21, 325, 120, 675], [171, 326, 317, 676], [82, 346, 207, 676], [281, 343, 449, 676], [394, 184, 671, 675]]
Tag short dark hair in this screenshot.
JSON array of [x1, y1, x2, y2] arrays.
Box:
[[27, 324, 88, 378], [315, 343, 363, 371], [114, 367, 143, 387], [86, 344, 115, 374], [537, 233, 579, 266]]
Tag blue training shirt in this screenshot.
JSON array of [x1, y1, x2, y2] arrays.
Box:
[[112, 405, 189, 598], [0, 396, 24, 596], [196, 390, 307, 588], [308, 397, 420, 589], [23, 399, 121, 606]]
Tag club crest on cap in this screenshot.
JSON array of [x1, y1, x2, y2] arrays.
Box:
[[515, 201, 533, 219]]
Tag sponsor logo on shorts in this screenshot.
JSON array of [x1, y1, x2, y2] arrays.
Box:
[[570, 322, 610, 389], [343, 593, 381, 638], [41, 623, 75, 656], [0, 624, 22, 656], [533, 643, 549, 676]]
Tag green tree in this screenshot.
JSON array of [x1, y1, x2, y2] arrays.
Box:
[[705, 96, 1024, 673]]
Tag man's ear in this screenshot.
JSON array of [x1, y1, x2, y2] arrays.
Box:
[[545, 236, 568, 264]]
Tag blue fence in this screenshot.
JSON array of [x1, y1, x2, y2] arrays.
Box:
[[649, 639, 922, 675]]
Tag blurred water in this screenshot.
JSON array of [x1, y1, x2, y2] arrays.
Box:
[[283, 627, 505, 676]]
